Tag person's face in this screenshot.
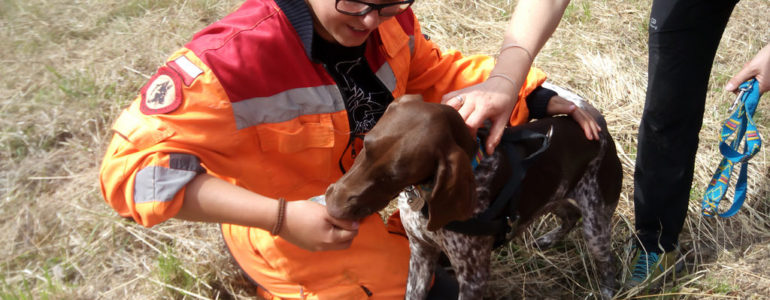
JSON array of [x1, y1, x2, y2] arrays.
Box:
[[306, 0, 397, 47]]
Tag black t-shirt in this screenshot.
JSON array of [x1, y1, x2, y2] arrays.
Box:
[[311, 32, 555, 132], [311, 33, 394, 135]]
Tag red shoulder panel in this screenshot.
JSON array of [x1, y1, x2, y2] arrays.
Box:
[[185, 0, 334, 103]]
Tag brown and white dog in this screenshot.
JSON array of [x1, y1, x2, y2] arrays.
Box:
[[325, 92, 622, 299]]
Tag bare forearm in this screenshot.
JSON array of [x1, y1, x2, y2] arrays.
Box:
[[176, 173, 278, 230], [174, 174, 359, 251], [505, 0, 570, 58], [493, 0, 570, 83]]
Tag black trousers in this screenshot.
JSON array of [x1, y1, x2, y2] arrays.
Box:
[[634, 0, 739, 252]]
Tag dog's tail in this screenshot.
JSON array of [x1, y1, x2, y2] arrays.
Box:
[[541, 82, 608, 132]]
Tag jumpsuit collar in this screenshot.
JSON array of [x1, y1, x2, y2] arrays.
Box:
[[274, 0, 316, 61]]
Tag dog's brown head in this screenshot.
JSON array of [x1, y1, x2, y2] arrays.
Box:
[[325, 95, 478, 231]]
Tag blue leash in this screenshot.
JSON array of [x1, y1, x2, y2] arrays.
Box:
[[702, 79, 763, 217]]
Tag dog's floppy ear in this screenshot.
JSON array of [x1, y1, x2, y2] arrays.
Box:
[[426, 144, 476, 231]]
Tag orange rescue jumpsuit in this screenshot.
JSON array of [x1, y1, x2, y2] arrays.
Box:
[[99, 0, 547, 298]]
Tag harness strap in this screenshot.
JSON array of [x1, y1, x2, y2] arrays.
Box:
[[338, 134, 365, 174], [702, 78, 763, 217], [444, 127, 552, 243]]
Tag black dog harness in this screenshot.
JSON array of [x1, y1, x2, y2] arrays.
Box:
[[411, 126, 552, 247]]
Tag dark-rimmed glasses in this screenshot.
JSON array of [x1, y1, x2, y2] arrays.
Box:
[[335, 0, 414, 17]]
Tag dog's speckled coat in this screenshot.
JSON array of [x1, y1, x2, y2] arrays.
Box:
[[326, 94, 622, 300]]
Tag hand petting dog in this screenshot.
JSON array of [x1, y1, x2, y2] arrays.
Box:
[[442, 81, 601, 156]]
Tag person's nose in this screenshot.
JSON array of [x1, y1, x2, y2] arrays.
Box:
[[359, 10, 381, 30]]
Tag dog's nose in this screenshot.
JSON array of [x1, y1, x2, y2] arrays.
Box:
[[324, 184, 346, 217], [326, 195, 358, 219], [326, 195, 366, 220], [325, 184, 336, 198]]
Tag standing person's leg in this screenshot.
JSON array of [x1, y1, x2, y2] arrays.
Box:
[[630, 0, 739, 287]]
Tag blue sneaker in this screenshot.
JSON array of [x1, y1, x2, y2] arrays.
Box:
[[625, 246, 685, 289]]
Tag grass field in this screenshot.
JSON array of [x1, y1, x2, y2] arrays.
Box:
[[1, 0, 769, 299]]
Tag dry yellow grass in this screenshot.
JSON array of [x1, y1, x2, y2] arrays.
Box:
[[1, 0, 768, 299]]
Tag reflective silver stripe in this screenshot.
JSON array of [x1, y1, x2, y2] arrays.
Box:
[[541, 81, 607, 129], [134, 166, 199, 204], [232, 85, 345, 129], [375, 62, 397, 93], [173, 56, 202, 80], [541, 81, 585, 107]]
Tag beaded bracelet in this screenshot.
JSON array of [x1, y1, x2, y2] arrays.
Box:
[[271, 198, 287, 236]]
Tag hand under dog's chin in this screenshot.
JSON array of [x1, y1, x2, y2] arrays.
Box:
[[327, 203, 372, 221], [327, 196, 392, 221]]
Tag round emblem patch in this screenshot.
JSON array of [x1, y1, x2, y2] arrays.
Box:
[[140, 67, 182, 115]]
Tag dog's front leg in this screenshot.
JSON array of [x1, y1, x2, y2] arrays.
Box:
[[442, 232, 494, 300], [405, 241, 439, 300], [579, 198, 617, 300]]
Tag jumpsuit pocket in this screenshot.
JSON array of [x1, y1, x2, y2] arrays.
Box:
[[255, 114, 335, 153], [255, 114, 338, 181]]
